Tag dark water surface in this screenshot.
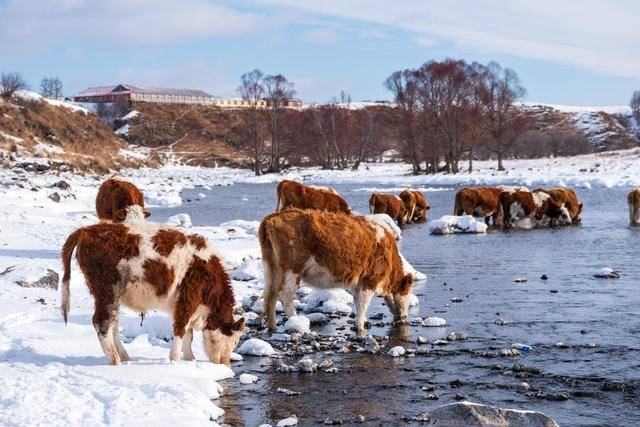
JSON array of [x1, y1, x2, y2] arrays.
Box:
[[152, 183, 640, 426]]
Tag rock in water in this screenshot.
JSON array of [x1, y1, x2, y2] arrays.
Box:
[[426, 401, 558, 426], [237, 338, 276, 356], [16, 269, 59, 290], [283, 315, 311, 334], [239, 373, 258, 384], [166, 213, 192, 228], [387, 346, 406, 357], [593, 267, 620, 279]]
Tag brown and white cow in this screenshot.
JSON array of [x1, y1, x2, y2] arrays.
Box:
[[410, 190, 430, 223], [628, 189, 640, 226], [96, 177, 150, 222], [369, 193, 407, 226], [61, 206, 243, 366], [276, 180, 350, 214], [259, 209, 413, 336], [500, 189, 566, 228], [542, 188, 582, 225], [454, 187, 503, 225]]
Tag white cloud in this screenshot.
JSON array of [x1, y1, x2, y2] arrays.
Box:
[[0, 0, 264, 52], [257, 0, 640, 77]]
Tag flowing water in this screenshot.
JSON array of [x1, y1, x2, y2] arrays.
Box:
[[152, 183, 640, 426]]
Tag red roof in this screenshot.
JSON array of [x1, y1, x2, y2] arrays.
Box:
[[76, 84, 212, 98]]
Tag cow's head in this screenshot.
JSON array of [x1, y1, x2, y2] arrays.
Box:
[[535, 198, 565, 226], [203, 317, 245, 366], [384, 273, 413, 322]]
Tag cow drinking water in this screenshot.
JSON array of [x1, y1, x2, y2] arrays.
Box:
[[259, 209, 413, 336]]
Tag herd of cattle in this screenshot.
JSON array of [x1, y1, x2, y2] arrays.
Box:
[[59, 177, 640, 366]]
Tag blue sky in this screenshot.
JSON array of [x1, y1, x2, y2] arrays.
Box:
[[1, 0, 639, 105]]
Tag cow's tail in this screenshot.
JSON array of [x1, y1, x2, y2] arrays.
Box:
[[630, 192, 639, 226], [454, 191, 463, 216], [258, 219, 274, 298], [61, 229, 82, 325], [276, 182, 283, 211]]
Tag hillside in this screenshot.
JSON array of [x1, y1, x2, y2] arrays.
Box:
[[117, 103, 249, 168], [523, 103, 638, 153], [0, 91, 155, 173]]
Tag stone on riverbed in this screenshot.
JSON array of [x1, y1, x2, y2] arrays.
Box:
[[425, 401, 558, 426], [593, 267, 620, 279], [284, 315, 311, 334], [237, 338, 276, 356], [423, 317, 447, 327]]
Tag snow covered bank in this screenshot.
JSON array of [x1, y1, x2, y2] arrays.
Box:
[[117, 148, 640, 194]]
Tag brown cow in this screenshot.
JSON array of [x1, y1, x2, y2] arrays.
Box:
[[454, 187, 503, 225], [96, 177, 150, 222], [60, 206, 243, 366], [259, 209, 413, 336], [500, 189, 566, 228], [276, 180, 350, 214], [399, 190, 416, 224], [542, 188, 582, 225], [369, 193, 407, 226], [628, 189, 640, 226], [410, 190, 429, 223]]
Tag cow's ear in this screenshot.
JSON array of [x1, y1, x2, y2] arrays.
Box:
[[233, 318, 245, 331], [143, 209, 151, 218]]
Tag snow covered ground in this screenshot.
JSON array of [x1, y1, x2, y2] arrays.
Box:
[[1, 147, 639, 425]]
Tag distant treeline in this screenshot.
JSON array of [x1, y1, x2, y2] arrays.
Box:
[[229, 60, 590, 175]]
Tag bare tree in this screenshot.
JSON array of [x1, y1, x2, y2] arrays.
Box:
[[385, 70, 421, 173], [1, 72, 29, 99], [40, 77, 64, 100], [631, 90, 640, 123], [352, 107, 379, 170], [417, 59, 473, 173], [238, 69, 265, 175], [264, 74, 296, 172], [477, 61, 527, 171]]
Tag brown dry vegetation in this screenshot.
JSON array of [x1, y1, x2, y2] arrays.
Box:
[[0, 96, 155, 173], [123, 103, 250, 168]]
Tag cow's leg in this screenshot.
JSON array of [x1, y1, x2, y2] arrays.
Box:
[[354, 287, 375, 337], [282, 272, 300, 318], [182, 328, 195, 361], [170, 301, 198, 363], [263, 265, 284, 331], [112, 316, 130, 362], [93, 303, 121, 365]]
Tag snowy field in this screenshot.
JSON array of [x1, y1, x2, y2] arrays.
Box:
[[1, 149, 639, 425]]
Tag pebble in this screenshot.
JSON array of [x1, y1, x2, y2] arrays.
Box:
[[495, 317, 508, 326], [323, 418, 342, 425], [583, 342, 597, 348], [540, 274, 549, 280], [550, 289, 559, 293], [416, 336, 429, 345], [387, 346, 406, 357], [447, 332, 469, 341], [580, 329, 590, 334], [415, 347, 430, 355], [512, 363, 541, 375], [499, 348, 521, 357], [364, 336, 381, 354], [296, 358, 318, 372], [356, 415, 366, 423], [433, 339, 449, 346], [425, 393, 440, 400], [450, 297, 463, 303], [276, 387, 300, 396], [514, 277, 527, 283], [239, 373, 258, 384], [338, 346, 350, 354], [318, 359, 333, 369], [555, 342, 569, 349], [519, 382, 531, 391]]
